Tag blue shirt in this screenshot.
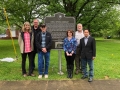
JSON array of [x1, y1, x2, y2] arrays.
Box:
[[63, 37, 77, 54], [41, 32, 46, 47], [84, 35, 90, 46]]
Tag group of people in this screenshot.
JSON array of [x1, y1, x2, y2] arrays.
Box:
[[18, 19, 52, 79], [63, 23, 96, 82], [18, 19, 96, 82]]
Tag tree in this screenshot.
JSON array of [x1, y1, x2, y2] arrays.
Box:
[[1, 0, 51, 27], [0, 0, 120, 37]]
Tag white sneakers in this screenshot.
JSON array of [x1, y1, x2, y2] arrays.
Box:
[[38, 75, 42, 79], [38, 75, 48, 79], [44, 75, 48, 78]]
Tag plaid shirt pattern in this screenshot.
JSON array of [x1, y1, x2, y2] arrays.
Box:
[[41, 32, 46, 47], [24, 32, 31, 53]]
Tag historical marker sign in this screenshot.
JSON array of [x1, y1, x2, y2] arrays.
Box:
[[44, 12, 76, 49]]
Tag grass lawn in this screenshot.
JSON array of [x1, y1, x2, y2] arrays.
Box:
[[0, 38, 120, 80]]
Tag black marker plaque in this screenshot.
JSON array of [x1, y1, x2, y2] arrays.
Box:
[[44, 12, 76, 49]]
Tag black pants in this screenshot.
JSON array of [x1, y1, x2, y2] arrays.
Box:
[[65, 53, 75, 66], [31, 51, 37, 71], [21, 52, 33, 75]]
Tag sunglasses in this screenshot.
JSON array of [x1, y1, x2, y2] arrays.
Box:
[[41, 26, 45, 28]]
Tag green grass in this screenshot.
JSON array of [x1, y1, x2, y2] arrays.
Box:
[[0, 38, 120, 80]]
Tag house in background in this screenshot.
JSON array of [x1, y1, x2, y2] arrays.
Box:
[[6, 29, 19, 38], [0, 34, 7, 38], [0, 27, 19, 39], [6, 25, 19, 39]]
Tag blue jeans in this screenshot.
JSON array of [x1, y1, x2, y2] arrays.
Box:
[[81, 58, 94, 78], [38, 51, 50, 75]]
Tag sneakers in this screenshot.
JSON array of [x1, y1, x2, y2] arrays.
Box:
[[23, 74, 27, 77], [44, 75, 48, 78], [38, 75, 42, 79], [38, 75, 48, 79]]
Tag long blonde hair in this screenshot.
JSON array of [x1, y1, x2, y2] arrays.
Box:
[[22, 22, 32, 32]]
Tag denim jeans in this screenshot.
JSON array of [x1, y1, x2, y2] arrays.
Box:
[[38, 51, 50, 75], [81, 58, 94, 78]]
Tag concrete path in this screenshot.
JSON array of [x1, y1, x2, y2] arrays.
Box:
[[0, 80, 120, 90]]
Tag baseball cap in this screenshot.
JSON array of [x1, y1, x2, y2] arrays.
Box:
[[41, 23, 46, 28]]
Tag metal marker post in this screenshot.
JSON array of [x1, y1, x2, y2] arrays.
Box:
[[58, 49, 64, 75]]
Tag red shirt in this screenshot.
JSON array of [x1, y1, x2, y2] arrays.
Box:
[[24, 32, 31, 53]]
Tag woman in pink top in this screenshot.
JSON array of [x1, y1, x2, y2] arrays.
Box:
[[18, 22, 34, 77]]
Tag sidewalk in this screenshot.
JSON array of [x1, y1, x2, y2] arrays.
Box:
[[0, 80, 120, 90]]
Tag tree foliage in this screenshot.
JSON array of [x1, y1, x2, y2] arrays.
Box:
[[0, 0, 120, 37]]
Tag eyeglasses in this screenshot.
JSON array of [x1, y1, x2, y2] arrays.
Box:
[[41, 26, 45, 28]]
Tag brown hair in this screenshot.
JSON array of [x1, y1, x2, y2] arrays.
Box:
[[66, 30, 74, 36]]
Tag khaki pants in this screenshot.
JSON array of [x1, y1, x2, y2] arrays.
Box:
[[75, 47, 81, 71]]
